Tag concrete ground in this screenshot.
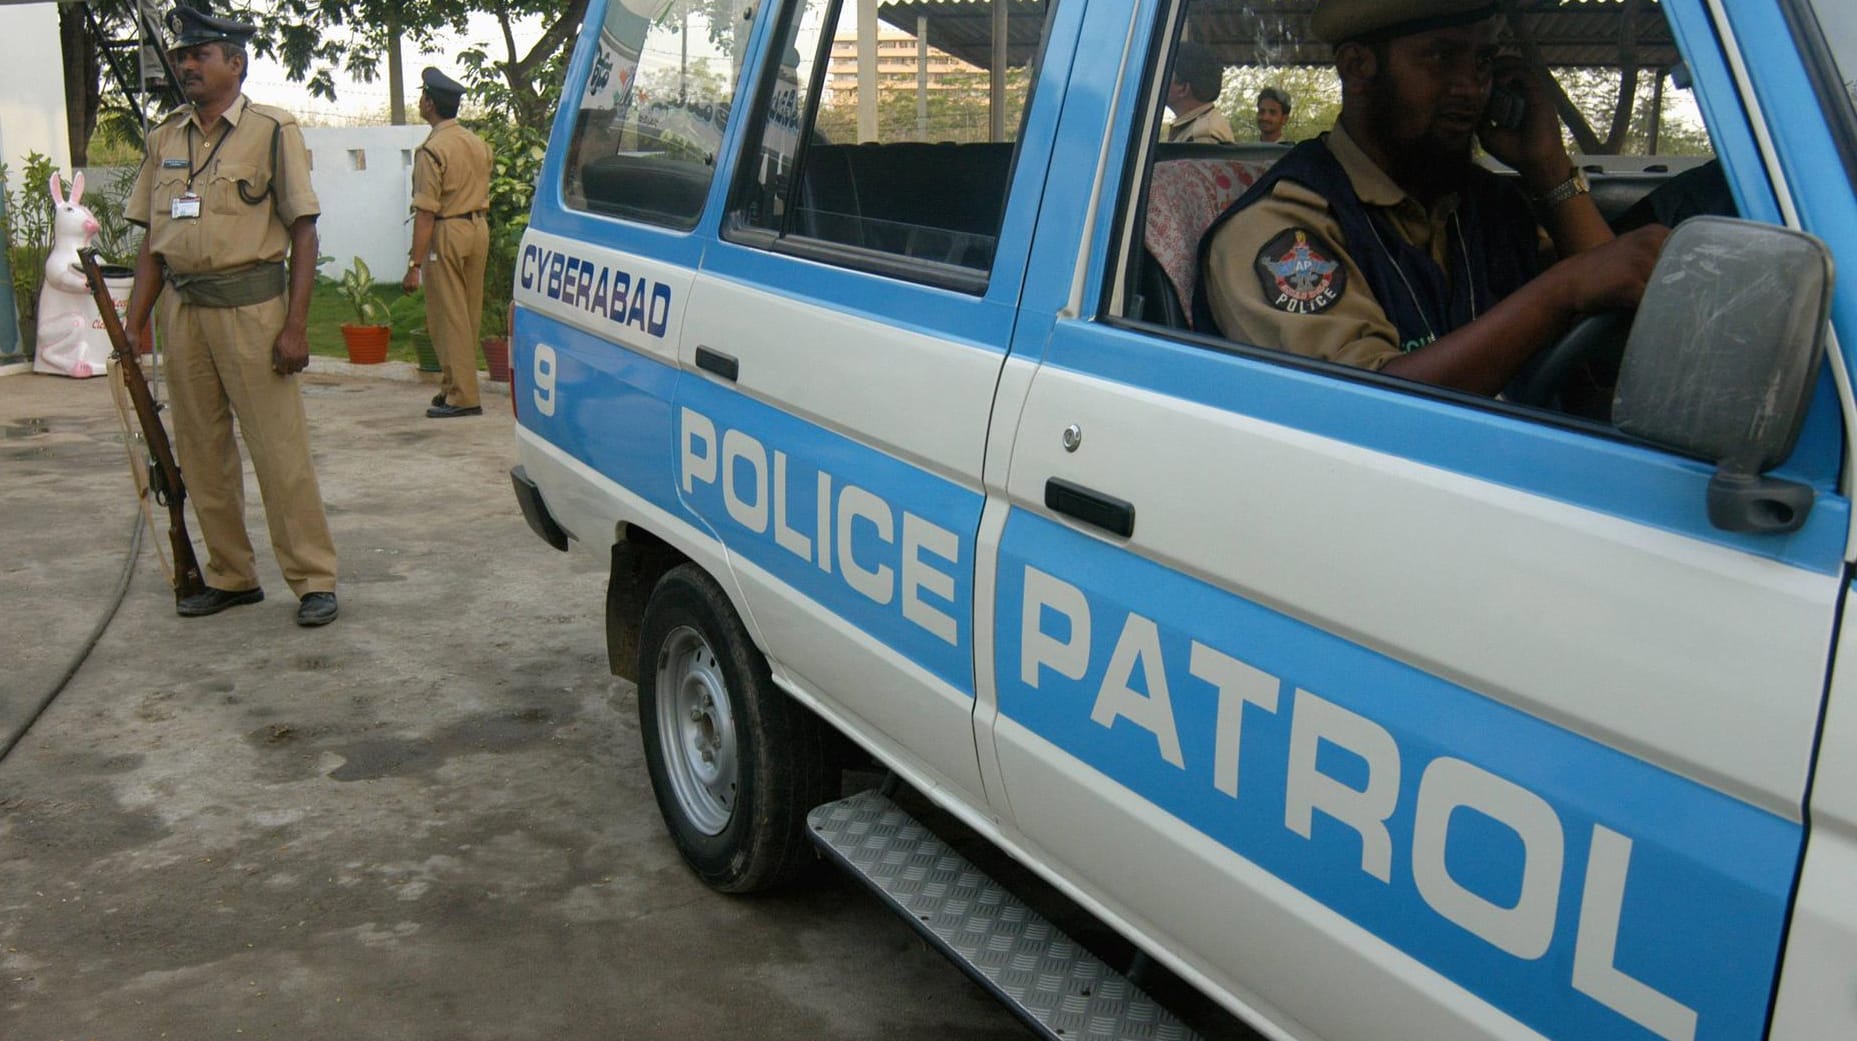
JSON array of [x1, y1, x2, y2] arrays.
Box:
[[0, 363, 1040, 1040]]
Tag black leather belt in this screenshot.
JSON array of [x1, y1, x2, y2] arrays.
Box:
[[436, 211, 487, 221]]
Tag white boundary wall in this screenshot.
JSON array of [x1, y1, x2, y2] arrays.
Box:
[[302, 125, 430, 280], [0, 2, 74, 178]]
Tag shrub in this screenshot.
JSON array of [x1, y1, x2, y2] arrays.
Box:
[[2, 152, 58, 356]]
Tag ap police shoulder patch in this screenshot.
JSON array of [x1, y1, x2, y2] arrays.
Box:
[[1255, 227, 1346, 315]]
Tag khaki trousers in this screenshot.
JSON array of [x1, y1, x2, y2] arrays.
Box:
[[159, 290, 338, 597], [426, 215, 489, 408]]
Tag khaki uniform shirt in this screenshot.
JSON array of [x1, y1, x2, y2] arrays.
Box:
[[1167, 102, 1235, 145], [1204, 122, 1485, 371], [411, 120, 492, 217], [126, 95, 319, 276]]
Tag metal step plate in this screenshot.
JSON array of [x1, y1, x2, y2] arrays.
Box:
[[808, 790, 1202, 1041]]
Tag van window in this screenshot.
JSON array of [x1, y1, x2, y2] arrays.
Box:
[[1117, 1, 1725, 421], [1809, 0, 1857, 132], [563, 0, 757, 229], [727, 0, 1051, 279]]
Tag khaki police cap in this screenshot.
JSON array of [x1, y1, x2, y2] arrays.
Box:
[[166, 5, 257, 50], [1310, 0, 1499, 45], [420, 66, 467, 101]]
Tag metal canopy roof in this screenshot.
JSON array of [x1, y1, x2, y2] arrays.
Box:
[[876, 0, 1049, 70], [877, 0, 1678, 71]]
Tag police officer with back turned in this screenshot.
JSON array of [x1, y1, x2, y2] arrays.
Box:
[[123, 6, 339, 627], [402, 67, 494, 419]]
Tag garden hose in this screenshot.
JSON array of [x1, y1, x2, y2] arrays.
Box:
[[0, 510, 144, 764]]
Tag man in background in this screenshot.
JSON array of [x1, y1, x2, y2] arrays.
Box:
[[1256, 86, 1292, 143], [403, 67, 495, 419], [1165, 41, 1235, 144]]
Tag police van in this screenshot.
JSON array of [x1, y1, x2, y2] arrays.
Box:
[[508, 0, 1857, 1037]]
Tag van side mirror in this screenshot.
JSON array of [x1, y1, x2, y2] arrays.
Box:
[[1612, 217, 1834, 534]]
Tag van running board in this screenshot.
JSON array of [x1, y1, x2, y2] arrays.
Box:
[[807, 790, 1202, 1041]]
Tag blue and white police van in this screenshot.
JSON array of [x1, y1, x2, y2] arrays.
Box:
[[509, 0, 1857, 1037]]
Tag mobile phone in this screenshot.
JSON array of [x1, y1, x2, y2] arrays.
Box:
[[1486, 85, 1527, 131]]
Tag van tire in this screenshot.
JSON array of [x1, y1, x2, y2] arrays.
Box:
[[637, 564, 832, 892]]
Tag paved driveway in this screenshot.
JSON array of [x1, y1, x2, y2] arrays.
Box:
[[0, 366, 1033, 1040]]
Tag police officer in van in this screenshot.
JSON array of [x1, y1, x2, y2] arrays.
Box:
[[123, 6, 339, 627], [1196, 0, 1670, 396], [402, 67, 494, 419]]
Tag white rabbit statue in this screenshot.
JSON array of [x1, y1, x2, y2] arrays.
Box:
[[32, 171, 111, 379]]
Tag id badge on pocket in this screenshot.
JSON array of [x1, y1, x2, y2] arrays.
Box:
[[171, 192, 202, 219]]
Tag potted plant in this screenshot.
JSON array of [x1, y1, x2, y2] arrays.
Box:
[[478, 220, 523, 383], [1, 152, 58, 359], [332, 256, 390, 364], [388, 288, 440, 374]]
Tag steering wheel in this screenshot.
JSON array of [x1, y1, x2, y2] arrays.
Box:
[[1506, 310, 1635, 412]]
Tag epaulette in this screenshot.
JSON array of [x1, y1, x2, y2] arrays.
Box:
[[244, 102, 301, 128]]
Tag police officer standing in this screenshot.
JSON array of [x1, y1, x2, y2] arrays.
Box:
[[1165, 41, 1235, 145], [122, 7, 339, 627], [402, 67, 494, 419]]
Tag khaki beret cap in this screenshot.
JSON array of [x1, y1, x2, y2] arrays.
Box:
[[1311, 0, 1499, 44]]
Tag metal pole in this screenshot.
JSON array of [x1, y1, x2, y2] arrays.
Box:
[[1647, 68, 1665, 154], [989, 0, 1006, 142], [916, 15, 928, 140], [857, 0, 878, 141]]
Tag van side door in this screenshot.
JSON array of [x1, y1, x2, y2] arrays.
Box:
[[979, 2, 1851, 1039], [673, 0, 1069, 806]]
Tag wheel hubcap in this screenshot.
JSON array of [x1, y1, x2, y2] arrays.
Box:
[[655, 625, 738, 835]]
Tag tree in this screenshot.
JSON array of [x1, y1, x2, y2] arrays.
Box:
[[254, 0, 590, 132], [57, 0, 179, 166]]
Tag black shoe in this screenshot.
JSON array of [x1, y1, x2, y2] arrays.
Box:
[[431, 392, 447, 408], [426, 404, 483, 418], [177, 586, 264, 617], [296, 592, 338, 627]]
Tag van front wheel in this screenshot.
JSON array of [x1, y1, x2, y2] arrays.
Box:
[[637, 564, 832, 892]]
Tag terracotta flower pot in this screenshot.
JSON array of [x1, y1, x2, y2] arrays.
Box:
[[481, 335, 511, 383], [341, 324, 391, 365]]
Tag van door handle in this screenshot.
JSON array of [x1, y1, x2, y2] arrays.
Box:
[[695, 346, 738, 382], [1045, 478, 1135, 538]]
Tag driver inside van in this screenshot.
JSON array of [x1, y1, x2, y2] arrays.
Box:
[[1194, 0, 1670, 396]]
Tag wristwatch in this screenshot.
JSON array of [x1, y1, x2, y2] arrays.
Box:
[[1537, 168, 1591, 208]]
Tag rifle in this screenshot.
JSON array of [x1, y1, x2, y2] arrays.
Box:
[[78, 247, 207, 601]]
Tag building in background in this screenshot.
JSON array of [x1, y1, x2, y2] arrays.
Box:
[[824, 25, 985, 108]]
